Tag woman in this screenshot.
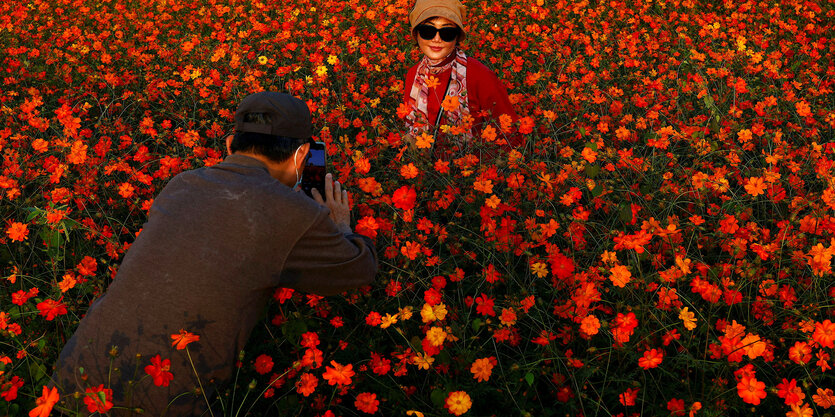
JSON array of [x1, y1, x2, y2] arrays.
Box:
[[403, 0, 521, 151]]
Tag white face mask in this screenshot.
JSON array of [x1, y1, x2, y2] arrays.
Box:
[[293, 145, 303, 189]]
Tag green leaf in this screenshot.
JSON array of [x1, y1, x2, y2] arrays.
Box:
[[525, 372, 535, 386], [430, 389, 446, 407], [585, 164, 599, 179], [619, 204, 633, 223], [471, 318, 483, 332], [281, 320, 309, 347], [591, 184, 603, 197]]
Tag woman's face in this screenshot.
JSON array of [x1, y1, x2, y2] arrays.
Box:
[[416, 16, 458, 61]]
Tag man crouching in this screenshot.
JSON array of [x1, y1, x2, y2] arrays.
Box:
[[52, 92, 377, 416]]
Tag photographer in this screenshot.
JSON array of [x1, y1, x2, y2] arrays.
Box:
[[52, 92, 377, 416]]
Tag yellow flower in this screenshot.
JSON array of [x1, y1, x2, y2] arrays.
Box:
[[426, 326, 446, 346], [315, 65, 328, 76], [380, 313, 398, 329], [530, 262, 548, 278], [679, 307, 697, 331], [405, 411, 425, 417], [398, 306, 413, 321], [446, 391, 472, 416], [419, 303, 448, 323], [257, 55, 268, 65], [412, 353, 434, 370], [327, 54, 338, 65]]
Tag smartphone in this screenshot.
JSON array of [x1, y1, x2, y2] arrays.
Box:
[[301, 141, 326, 198]]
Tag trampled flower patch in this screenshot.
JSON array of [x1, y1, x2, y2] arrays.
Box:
[[1, 0, 834, 415]]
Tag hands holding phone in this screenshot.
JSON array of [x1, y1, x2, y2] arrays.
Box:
[[311, 173, 352, 235]]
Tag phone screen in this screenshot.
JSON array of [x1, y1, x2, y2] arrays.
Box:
[[301, 141, 326, 198]]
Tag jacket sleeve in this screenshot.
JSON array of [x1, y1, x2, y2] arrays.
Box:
[[277, 208, 378, 296], [469, 59, 523, 148]]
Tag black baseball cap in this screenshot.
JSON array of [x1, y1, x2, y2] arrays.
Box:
[[234, 92, 312, 140]]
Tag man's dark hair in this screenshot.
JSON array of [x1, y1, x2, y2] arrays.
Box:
[[231, 113, 309, 162]]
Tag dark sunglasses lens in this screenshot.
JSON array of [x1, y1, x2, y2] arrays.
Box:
[[439, 27, 459, 42], [417, 26, 437, 40]]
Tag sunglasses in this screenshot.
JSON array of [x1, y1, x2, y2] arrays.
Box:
[[415, 25, 460, 42]]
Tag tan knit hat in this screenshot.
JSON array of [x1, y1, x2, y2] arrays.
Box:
[[409, 0, 466, 41]]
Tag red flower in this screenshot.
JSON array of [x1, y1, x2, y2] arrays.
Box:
[[322, 361, 354, 386], [36, 298, 67, 321], [254, 354, 274, 375], [776, 378, 805, 407], [354, 392, 379, 414], [1, 376, 24, 401], [170, 329, 200, 350], [475, 293, 496, 317], [355, 216, 379, 238], [296, 373, 318, 397], [76, 256, 98, 276], [83, 384, 113, 413], [144, 355, 174, 387], [619, 387, 638, 406], [638, 348, 664, 369], [392, 186, 417, 211], [29, 386, 59, 417]]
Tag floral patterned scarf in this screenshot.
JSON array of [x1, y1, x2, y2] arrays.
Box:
[[407, 48, 472, 142]]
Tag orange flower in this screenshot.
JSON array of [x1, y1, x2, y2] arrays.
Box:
[[737, 375, 767, 405], [441, 95, 460, 112], [400, 163, 419, 179], [609, 264, 632, 287], [579, 315, 600, 336], [786, 403, 813, 417], [67, 140, 88, 164], [415, 132, 434, 149], [678, 307, 697, 331], [322, 360, 354, 386], [470, 357, 495, 382], [29, 386, 59, 417], [744, 176, 766, 196], [499, 308, 517, 326], [170, 329, 200, 350], [426, 326, 447, 347], [118, 182, 135, 199], [813, 388, 834, 408], [445, 391, 472, 416], [481, 125, 497, 142], [813, 320, 835, 348], [789, 341, 812, 364], [638, 348, 663, 369], [6, 222, 29, 242]]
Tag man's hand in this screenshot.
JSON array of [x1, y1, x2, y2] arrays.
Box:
[[312, 173, 352, 234]]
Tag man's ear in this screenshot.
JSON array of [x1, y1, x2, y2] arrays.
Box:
[[225, 135, 234, 155]]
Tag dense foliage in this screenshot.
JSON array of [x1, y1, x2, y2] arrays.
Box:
[[1, 0, 834, 415]]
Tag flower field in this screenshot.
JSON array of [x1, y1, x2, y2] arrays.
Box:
[[2, 0, 835, 415]]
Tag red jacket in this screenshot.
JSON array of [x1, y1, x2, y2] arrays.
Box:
[[404, 56, 521, 148]]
